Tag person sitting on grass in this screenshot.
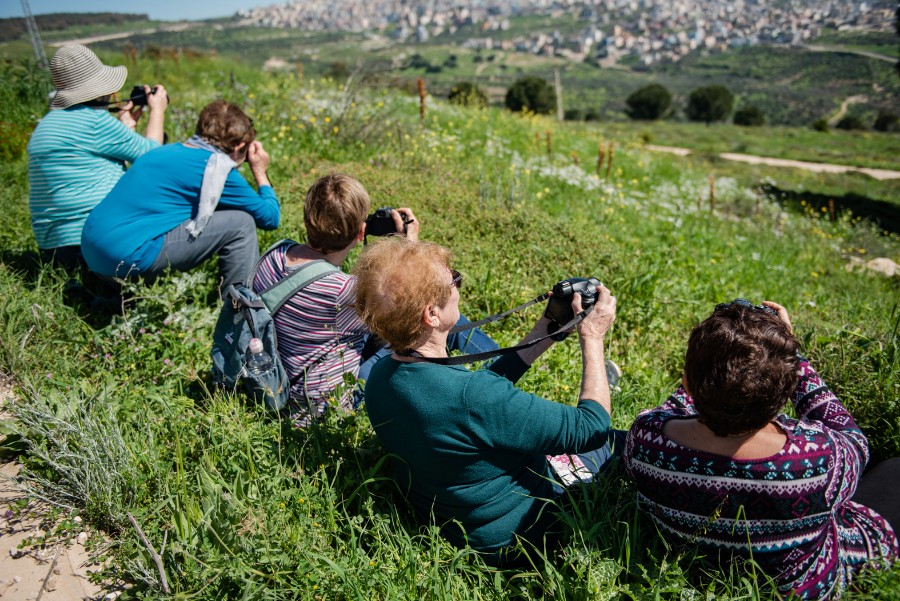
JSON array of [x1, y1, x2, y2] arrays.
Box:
[[624, 299, 899, 600], [28, 44, 168, 271], [81, 100, 278, 291], [353, 236, 624, 567], [251, 174, 498, 426]]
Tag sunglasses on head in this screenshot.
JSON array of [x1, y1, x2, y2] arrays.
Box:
[[715, 298, 777, 315], [450, 269, 463, 290]]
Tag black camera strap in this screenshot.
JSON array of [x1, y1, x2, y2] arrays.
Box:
[[448, 292, 550, 335], [404, 304, 593, 366]]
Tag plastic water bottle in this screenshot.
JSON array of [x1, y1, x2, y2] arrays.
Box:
[[245, 338, 274, 375]]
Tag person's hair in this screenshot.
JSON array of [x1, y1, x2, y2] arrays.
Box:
[[684, 304, 800, 437], [353, 237, 452, 352], [304, 174, 371, 253], [195, 100, 256, 155]]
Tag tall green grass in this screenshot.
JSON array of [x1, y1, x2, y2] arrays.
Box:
[[1, 53, 898, 599]]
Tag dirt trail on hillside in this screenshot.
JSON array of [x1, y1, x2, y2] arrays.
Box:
[[644, 145, 900, 180]]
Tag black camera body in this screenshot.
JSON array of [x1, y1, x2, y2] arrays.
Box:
[[544, 277, 602, 340], [365, 207, 411, 238], [129, 85, 164, 107]]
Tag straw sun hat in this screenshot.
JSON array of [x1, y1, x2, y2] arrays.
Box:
[[49, 44, 127, 109]]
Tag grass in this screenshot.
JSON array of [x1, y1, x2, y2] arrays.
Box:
[[0, 50, 898, 599]]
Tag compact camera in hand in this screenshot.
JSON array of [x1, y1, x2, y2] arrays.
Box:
[[365, 207, 411, 238], [128, 85, 168, 107], [544, 277, 602, 340]]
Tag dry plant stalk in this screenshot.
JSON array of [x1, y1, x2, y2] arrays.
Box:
[[597, 141, 606, 176], [295, 61, 304, 80], [709, 175, 716, 211], [417, 78, 426, 125], [546, 130, 552, 155], [605, 142, 615, 179], [535, 131, 541, 151], [128, 512, 171, 594], [571, 151, 579, 166], [828, 198, 836, 222]]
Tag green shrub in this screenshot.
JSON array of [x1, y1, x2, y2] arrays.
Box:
[[448, 82, 487, 108], [504, 76, 556, 115], [564, 108, 584, 121], [811, 118, 830, 132], [686, 85, 734, 124], [733, 106, 765, 127], [873, 110, 899, 132], [625, 83, 672, 120], [836, 115, 866, 131]]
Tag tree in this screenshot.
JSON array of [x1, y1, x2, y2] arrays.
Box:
[[504, 76, 556, 115], [835, 115, 866, 131], [625, 83, 672, 120], [811, 119, 829, 132], [733, 106, 765, 127], [686, 85, 734, 124], [874, 110, 899, 132], [448, 82, 488, 108]]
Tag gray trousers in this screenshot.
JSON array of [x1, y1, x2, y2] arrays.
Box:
[[147, 210, 259, 289]]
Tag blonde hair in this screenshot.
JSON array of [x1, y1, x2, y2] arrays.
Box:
[[304, 174, 371, 253], [353, 237, 452, 351]]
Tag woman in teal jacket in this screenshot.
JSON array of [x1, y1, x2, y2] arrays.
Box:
[[353, 236, 621, 566]]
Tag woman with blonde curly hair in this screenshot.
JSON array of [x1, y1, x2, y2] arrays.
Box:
[[354, 236, 622, 566]]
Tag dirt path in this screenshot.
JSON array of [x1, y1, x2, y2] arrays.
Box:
[[48, 22, 195, 47], [644, 144, 900, 180], [801, 44, 897, 64], [828, 94, 867, 126]]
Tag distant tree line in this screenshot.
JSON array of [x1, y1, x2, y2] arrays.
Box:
[[441, 77, 895, 134], [0, 13, 148, 43]]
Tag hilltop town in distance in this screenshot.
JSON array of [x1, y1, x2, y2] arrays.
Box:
[[238, 0, 895, 67]]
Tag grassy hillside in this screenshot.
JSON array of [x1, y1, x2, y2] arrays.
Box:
[[1, 52, 898, 599]]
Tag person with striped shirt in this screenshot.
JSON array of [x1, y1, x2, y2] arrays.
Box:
[[27, 44, 167, 269], [252, 174, 497, 426], [625, 300, 898, 599]]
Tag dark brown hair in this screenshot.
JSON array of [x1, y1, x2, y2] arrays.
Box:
[[195, 100, 256, 154], [684, 304, 800, 437], [304, 174, 371, 253], [353, 236, 452, 352]]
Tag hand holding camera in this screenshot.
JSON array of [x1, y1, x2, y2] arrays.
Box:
[[117, 84, 168, 130], [544, 277, 603, 340], [365, 207, 419, 242]]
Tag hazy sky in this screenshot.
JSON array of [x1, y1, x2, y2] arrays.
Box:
[[1, 1, 274, 22]]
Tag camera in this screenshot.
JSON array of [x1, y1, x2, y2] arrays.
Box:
[[128, 85, 167, 107], [365, 207, 411, 238], [544, 277, 602, 340]]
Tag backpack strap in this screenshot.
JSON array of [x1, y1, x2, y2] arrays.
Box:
[[259, 259, 340, 315]]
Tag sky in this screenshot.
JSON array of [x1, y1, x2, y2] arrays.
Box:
[[0, 1, 274, 22]]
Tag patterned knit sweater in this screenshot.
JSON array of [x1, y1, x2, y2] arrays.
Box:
[[625, 359, 897, 600]]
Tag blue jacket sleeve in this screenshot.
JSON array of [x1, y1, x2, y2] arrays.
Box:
[[216, 170, 281, 230]]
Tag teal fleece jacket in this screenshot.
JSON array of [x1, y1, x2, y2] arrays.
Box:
[[364, 352, 611, 552]]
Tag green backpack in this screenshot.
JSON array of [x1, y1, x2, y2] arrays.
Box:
[[210, 240, 339, 411]]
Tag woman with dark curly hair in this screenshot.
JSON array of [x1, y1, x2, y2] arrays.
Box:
[[625, 299, 898, 600]]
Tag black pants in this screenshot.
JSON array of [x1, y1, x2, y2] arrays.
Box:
[[851, 457, 900, 532]]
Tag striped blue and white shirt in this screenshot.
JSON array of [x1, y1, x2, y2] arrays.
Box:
[[27, 105, 159, 249]]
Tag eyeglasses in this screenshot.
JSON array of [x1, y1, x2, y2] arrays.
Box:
[[450, 269, 463, 290], [714, 298, 777, 315]]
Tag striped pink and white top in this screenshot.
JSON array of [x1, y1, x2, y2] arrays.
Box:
[[252, 243, 368, 423]]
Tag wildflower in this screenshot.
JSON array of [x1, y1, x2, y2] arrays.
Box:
[[377, 101, 384, 108], [248, 93, 255, 99], [309, 117, 316, 124], [45, 373, 52, 379], [164, 358, 171, 365], [810, 271, 819, 278], [324, 116, 331, 123], [333, 126, 339, 134]]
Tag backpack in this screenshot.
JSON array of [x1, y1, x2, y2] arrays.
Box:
[[211, 240, 340, 411]]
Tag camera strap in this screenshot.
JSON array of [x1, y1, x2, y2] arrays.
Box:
[[448, 292, 550, 335], [405, 302, 593, 366]]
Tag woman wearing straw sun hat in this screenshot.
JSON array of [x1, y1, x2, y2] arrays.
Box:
[[27, 43, 168, 269]]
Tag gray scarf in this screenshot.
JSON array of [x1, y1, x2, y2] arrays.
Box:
[[184, 135, 237, 238]]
